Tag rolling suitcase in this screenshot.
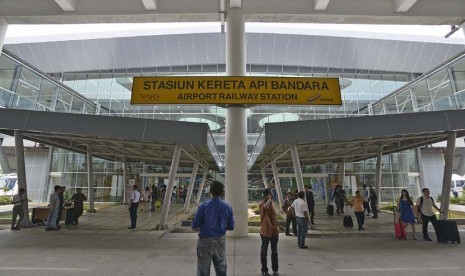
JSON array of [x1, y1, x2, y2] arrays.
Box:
[[394, 222, 406, 240], [437, 220, 461, 244], [326, 204, 334, 216]]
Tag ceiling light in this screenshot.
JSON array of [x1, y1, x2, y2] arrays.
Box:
[[258, 113, 299, 128], [179, 117, 221, 130]]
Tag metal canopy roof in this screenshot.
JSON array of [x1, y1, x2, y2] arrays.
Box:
[[250, 110, 465, 170], [0, 0, 464, 25], [0, 109, 221, 170]]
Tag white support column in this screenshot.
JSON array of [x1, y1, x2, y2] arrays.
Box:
[[375, 147, 383, 206], [290, 145, 305, 192], [0, 18, 8, 52], [271, 161, 284, 213], [87, 145, 95, 213], [340, 159, 345, 188], [122, 162, 127, 204], [14, 131, 31, 227], [42, 146, 54, 203], [183, 161, 199, 212], [416, 148, 426, 192], [195, 170, 208, 206], [261, 167, 269, 188], [440, 132, 456, 220], [225, 6, 248, 238], [323, 177, 330, 204], [0, 138, 11, 173], [158, 144, 182, 230]]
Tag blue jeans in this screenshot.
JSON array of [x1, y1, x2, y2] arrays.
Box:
[[46, 207, 59, 229], [197, 236, 227, 276], [296, 217, 308, 247], [129, 202, 139, 228]]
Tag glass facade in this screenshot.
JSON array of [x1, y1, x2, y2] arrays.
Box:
[[367, 52, 465, 115]]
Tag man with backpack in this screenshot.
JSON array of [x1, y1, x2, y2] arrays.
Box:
[[416, 188, 443, 241], [305, 186, 316, 226]]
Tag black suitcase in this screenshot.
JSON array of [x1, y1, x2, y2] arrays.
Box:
[[343, 214, 353, 228], [326, 204, 334, 216], [437, 220, 460, 244]]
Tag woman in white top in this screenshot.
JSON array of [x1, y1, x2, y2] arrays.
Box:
[[140, 186, 150, 212]]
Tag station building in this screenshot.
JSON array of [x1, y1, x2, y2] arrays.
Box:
[[0, 0, 465, 235]]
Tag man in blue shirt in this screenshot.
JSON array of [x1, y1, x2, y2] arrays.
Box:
[[192, 181, 235, 276]]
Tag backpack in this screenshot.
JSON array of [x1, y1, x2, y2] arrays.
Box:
[[417, 196, 434, 214]]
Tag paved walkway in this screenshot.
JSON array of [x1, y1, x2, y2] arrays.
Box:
[[1, 203, 465, 275]]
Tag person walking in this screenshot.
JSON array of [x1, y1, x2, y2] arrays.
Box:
[[333, 185, 346, 215], [369, 185, 378, 219], [71, 188, 87, 225], [351, 191, 365, 231], [140, 186, 149, 212], [305, 186, 316, 225], [289, 191, 311, 249], [282, 192, 297, 236], [55, 186, 65, 228], [398, 189, 417, 240], [362, 184, 371, 216], [11, 188, 27, 230], [416, 188, 443, 241], [192, 181, 234, 276], [128, 185, 141, 229], [259, 188, 279, 276], [45, 185, 62, 231], [150, 185, 158, 211]]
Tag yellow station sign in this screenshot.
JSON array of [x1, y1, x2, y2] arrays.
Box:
[[131, 76, 341, 105]]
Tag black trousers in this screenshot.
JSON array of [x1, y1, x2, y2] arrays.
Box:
[[260, 234, 278, 273], [421, 213, 439, 239], [309, 206, 315, 224], [370, 199, 378, 217], [363, 201, 371, 214], [354, 211, 365, 230], [285, 215, 297, 235]]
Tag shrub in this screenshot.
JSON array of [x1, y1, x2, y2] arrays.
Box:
[[0, 195, 12, 205], [450, 197, 461, 204]]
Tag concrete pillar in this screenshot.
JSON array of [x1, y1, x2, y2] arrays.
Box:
[[225, 7, 248, 238], [195, 170, 208, 206], [290, 145, 305, 192], [159, 144, 182, 230], [456, 148, 465, 176], [14, 131, 31, 227], [416, 148, 426, 191], [440, 132, 456, 220], [57, 148, 66, 172], [322, 177, 330, 204], [183, 161, 199, 212], [340, 159, 345, 189], [122, 162, 127, 204], [271, 161, 284, 213], [375, 148, 383, 206], [87, 145, 95, 213], [0, 138, 11, 173], [42, 146, 54, 203], [261, 167, 269, 188], [0, 18, 7, 52]]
